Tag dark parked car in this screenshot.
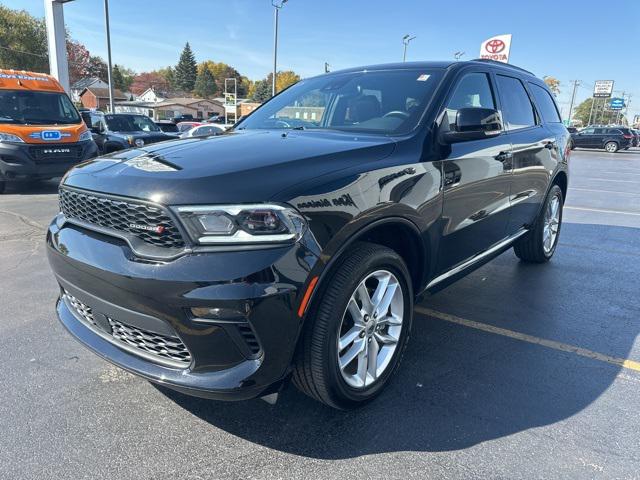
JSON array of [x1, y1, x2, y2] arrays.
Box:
[[570, 126, 634, 152], [171, 114, 195, 124], [89, 113, 179, 154], [154, 120, 180, 133], [47, 60, 569, 409], [631, 129, 640, 147]]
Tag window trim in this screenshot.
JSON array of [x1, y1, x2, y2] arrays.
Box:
[[528, 81, 562, 124], [494, 73, 540, 132]]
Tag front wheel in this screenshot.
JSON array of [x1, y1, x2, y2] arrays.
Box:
[[293, 242, 413, 409], [604, 141, 619, 153], [0, 179, 5, 194], [514, 185, 563, 263]]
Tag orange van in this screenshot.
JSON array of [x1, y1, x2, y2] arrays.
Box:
[[0, 69, 98, 193]]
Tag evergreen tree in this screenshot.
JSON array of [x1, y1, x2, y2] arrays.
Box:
[[193, 66, 217, 98], [250, 79, 272, 103], [174, 42, 197, 93]]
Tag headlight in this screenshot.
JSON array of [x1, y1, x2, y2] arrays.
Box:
[[78, 130, 92, 142], [0, 132, 24, 143], [176, 204, 307, 245]]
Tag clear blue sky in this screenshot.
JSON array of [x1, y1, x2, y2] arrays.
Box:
[[5, 0, 640, 119]]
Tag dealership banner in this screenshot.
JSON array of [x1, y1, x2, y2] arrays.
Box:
[[479, 34, 512, 63], [593, 80, 614, 98]]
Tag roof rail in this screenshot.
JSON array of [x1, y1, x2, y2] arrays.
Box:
[[472, 59, 535, 76]]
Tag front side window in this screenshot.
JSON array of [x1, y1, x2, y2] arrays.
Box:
[[0, 90, 81, 125], [237, 68, 444, 135], [581, 128, 594, 135], [444, 72, 496, 129], [105, 115, 159, 132], [496, 75, 536, 130], [529, 83, 561, 123]]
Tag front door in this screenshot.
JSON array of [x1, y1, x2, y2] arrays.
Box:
[[436, 71, 513, 273], [573, 127, 594, 147]]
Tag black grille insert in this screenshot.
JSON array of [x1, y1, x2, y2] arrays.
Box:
[[237, 323, 261, 356], [64, 292, 191, 367], [59, 187, 185, 249], [30, 145, 83, 163]]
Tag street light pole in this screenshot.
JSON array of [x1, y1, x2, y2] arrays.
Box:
[[103, 0, 114, 113], [402, 35, 416, 62], [272, 0, 288, 97]]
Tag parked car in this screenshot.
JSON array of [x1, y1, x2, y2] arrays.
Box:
[[0, 69, 98, 194], [171, 114, 195, 124], [206, 114, 226, 124], [176, 121, 204, 133], [570, 126, 634, 152], [567, 126, 578, 134], [179, 124, 225, 139], [155, 120, 179, 133], [47, 60, 569, 409], [89, 113, 179, 154], [631, 129, 640, 147]]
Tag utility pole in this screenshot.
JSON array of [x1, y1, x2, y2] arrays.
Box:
[[587, 82, 596, 126], [402, 35, 416, 62], [324, 62, 330, 73], [271, 0, 288, 97], [103, 0, 114, 113], [567, 80, 580, 126]]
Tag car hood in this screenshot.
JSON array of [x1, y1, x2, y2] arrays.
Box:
[[63, 130, 396, 204]]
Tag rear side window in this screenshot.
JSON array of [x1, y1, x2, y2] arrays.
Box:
[[607, 129, 622, 135], [594, 128, 605, 134], [444, 72, 496, 129], [496, 75, 536, 130], [529, 83, 561, 123]]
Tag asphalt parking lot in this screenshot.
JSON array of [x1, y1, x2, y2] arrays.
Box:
[[1, 149, 639, 479]]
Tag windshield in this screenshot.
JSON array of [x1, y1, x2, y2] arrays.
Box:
[[105, 114, 160, 132], [0, 89, 81, 125], [237, 68, 444, 135]]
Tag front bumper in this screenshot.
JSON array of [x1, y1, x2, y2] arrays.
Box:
[[0, 141, 98, 180], [47, 217, 319, 400]]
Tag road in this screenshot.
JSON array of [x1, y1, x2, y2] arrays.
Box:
[[1, 149, 639, 479]]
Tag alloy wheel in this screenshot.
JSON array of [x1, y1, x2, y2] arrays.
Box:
[[543, 193, 561, 254], [337, 270, 404, 389]]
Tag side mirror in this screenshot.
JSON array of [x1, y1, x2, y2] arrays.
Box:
[[90, 125, 103, 134], [441, 107, 503, 143]]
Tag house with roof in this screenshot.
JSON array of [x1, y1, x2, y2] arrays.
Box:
[[79, 87, 128, 111], [70, 77, 108, 103], [151, 97, 224, 121]]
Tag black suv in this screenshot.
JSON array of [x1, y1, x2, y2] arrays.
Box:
[[570, 126, 634, 152], [47, 60, 569, 409], [89, 113, 179, 154]]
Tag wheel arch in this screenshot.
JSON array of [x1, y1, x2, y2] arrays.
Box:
[[552, 170, 568, 204]]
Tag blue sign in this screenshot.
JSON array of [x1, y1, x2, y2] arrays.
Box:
[[27, 130, 71, 141], [610, 98, 625, 110]]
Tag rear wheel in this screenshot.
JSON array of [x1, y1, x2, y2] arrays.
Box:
[[514, 185, 563, 263], [604, 141, 619, 153], [0, 179, 5, 194], [293, 242, 413, 409]]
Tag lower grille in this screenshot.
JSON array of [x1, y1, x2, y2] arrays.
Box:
[[237, 323, 261, 356], [64, 292, 191, 368]]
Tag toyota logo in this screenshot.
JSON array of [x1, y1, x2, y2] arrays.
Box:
[[485, 39, 506, 54]]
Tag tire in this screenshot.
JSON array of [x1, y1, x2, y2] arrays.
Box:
[[292, 241, 413, 409], [0, 180, 5, 194], [514, 185, 563, 263], [604, 141, 619, 153], [569, 139, 575, 150]]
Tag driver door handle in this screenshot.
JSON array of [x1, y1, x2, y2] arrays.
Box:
[[495, 151, 513, 162]]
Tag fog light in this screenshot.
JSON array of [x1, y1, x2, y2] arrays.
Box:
[[191, 306, 246, 321]]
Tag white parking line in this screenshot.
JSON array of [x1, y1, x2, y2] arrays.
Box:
[[580, 178, 640, 184], [564, 206, 640, 216], [570, 187, 640, 196]]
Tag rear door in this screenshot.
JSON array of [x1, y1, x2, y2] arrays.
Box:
[[592, 128, 607, 148], [494, 75, 556, 234], [436, 70, 513, 272]]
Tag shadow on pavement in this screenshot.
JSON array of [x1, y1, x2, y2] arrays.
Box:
[[4, 179, 60, 195], [158, 222, 639, 458]]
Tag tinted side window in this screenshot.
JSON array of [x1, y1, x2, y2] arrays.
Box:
[[444, 72, 496, 129], [594, 128, 605, 134], [529, 83, 561, 123], [607, 129, 622, 135], [496, 75, 536, 130]]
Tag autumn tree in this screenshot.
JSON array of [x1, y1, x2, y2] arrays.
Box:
[[130, 71, 169, 95], [156, 66, 176, 90], [543, 76, 561, 95], [174, 42, 197, 92], [275, 70, 300, 93]]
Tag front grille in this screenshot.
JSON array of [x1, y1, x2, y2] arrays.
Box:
[[59, 187, 185, 249], [30, 145, 83, 164], [64, 292, 191, 367]]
